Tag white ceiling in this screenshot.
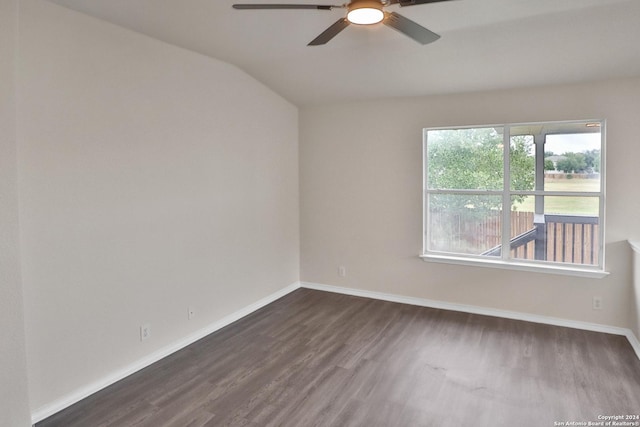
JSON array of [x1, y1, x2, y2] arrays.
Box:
[[47, 0, 640, 106]]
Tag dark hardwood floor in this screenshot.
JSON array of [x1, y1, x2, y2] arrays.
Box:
[[37, 288, 640, 427]]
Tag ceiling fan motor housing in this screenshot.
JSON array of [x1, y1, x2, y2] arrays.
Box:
[[347, 0, 385, 25]]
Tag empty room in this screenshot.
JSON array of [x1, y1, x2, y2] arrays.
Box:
[[3, 0, 640, 426]]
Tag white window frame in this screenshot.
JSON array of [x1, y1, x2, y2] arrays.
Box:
[[421, 120, 608, 278]]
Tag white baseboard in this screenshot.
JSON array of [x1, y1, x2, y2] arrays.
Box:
[[627, 331, 640, 361], [31, 281, 302, 425], [300, 281, 640, 361], [32, 280, 640, 424]]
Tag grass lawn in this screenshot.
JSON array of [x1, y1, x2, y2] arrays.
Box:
[[512, 178, 600, 215]]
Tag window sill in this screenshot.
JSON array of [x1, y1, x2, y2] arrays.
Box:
[[420, 254, 609, 279]]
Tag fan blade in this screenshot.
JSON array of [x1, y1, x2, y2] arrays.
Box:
[[388, 0, 455, 6], [383, 12, 440, 44], [308, 18, 350, 46], [233, 4, 340, 10]]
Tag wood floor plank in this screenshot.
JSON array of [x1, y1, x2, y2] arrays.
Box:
[[37, 288, 640, 427]]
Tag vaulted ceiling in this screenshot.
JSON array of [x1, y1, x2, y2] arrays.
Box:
[[47, 0, 640, 106]]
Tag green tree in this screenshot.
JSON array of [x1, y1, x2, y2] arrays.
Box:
[[556, 152, 587, 173], [510, 135, 535, 196], [544, 159, 555, 171], [583, 149, 600, 173], [426, 128, 534, 214], [427, 128, 502, 190]]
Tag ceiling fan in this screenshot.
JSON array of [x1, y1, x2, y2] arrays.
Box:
[[232, 0, 454, 46]]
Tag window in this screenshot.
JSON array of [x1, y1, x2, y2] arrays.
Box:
[[422, 120, 606, 277]]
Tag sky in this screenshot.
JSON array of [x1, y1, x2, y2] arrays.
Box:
[[545, 133, 601, 155]]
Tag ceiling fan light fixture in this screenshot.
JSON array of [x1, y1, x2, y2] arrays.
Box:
[[347, 0, 384, 25]]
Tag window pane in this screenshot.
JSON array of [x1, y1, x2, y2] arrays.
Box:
[[544, 172, 601, 194], [544, 195, 599, 216], [511, 194, 534, 214], [427, 194, 502, 256], [424, 120, 604, 271], [510, 135, 535, 191], [544, 131, 601, 191], [509, 195, 599, 265], [512, 194, 599, 216], [426, 127, 504, 190]]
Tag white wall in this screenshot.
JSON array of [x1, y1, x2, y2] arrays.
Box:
[[631, 243, 640, 341], [0, 0, 32, 425], [18, 0, 299, 415], [300, 78, 640, 335]]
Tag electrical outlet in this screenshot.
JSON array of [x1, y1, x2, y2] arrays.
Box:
[[592, 296, 603, 310], [338, 266, 346, 277], [140, 323, 151, 341], [188, 306, 196, 320]]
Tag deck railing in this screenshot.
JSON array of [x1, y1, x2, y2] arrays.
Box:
[[482, 213, 599, 265], [543, 214, 599, 264]]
